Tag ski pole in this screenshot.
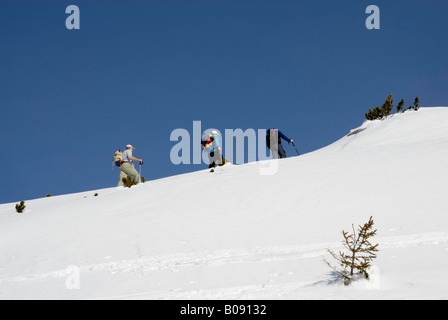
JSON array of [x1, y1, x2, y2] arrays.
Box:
[[292, 142, 300, 156], [139, 162, 142, 183]]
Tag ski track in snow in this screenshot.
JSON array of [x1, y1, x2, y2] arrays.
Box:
[[1, 231, 446, 286], [93, 281, 318, 300]]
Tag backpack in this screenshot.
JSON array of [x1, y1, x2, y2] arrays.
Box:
[[201, 134, 214, 150], [113, 150, 123, 167]]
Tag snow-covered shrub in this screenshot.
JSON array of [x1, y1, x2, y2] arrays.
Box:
[[324, 216, 379, 286]]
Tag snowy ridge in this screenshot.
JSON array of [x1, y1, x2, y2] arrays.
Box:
[[1, 107, 448, 299]]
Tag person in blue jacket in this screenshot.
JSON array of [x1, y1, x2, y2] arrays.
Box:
[[201, 130, 224, 169], [266, 128, 293, 159]]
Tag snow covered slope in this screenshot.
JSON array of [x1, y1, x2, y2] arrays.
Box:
[[1, 107, 448, 300]]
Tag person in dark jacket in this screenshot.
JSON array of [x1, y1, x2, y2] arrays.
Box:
[[266, 128, 293, 159]]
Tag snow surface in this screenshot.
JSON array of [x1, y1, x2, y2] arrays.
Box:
[[1, 107, 448, 300]]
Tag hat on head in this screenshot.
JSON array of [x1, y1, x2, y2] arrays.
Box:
[[126, 144, 135, 149]]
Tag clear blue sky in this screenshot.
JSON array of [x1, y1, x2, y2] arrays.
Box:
[[1, 0, 448, 203]]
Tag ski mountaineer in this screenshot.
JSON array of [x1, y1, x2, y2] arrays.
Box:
[[266, 128, 294, 159], [201, 130, 225, 172], [117, 144, 143, 186]]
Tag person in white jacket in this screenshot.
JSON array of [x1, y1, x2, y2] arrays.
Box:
[[117, 144, 143, 186]]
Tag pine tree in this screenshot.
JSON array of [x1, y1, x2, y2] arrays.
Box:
[[324, 216, 379, 285], [380, 94, 394, 118], [406, 97, 420, 111], [365, 106, 382, 121], [397, 99, 405, 113], [365, 95, 421, 120], [413, 97, 420, 111]]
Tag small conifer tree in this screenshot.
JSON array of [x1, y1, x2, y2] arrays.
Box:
[[413, 97, 420, 111], [405, 96, 420, 112], [365, 95, 421, 120], [324, 216, 379, 285], [396, 99, 405, 113], [365, 94, 393, 120], [15, 201, 26, 213], [380, 94, 394, 117], [365, 106, 382, 121]]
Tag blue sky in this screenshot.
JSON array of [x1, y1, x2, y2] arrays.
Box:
[[1, 0, 448, 203]]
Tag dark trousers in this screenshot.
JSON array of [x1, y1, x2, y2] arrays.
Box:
[[209, 150, 224, 168], [270, 144, 287, 159]]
